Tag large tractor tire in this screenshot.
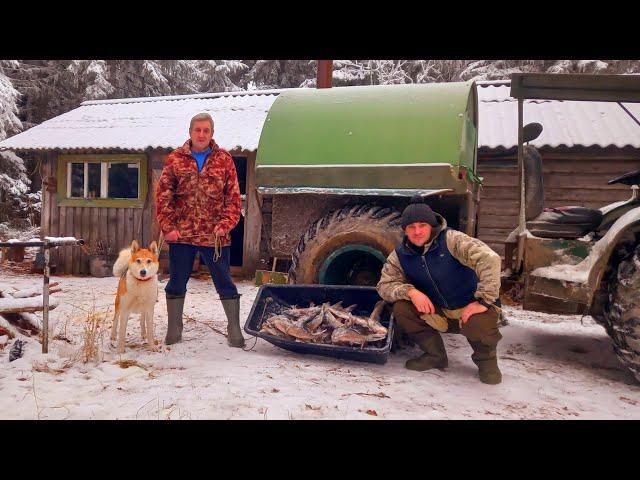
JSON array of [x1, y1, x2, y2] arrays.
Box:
[[288, 204, 403, 286], [603, 243, 640, 382]]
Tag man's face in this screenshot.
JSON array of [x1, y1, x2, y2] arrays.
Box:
[[405, 222, 433, 247], [189, 120, 213, 152]]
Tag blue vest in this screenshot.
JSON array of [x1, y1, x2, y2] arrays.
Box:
[[395, 229, 478, 310]]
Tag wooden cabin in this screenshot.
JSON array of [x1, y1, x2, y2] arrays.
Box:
[[0, 90, 287, 275]]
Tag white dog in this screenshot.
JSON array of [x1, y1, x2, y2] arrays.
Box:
[[110, 240, 159, 354]]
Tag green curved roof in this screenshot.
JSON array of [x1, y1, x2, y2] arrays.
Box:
[[256, 82, 477, 169]]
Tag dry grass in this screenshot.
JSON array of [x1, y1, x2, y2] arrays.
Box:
[[32, 359, 72, 375], [79, 309, 107, 363], [115, 359, 149, 370]]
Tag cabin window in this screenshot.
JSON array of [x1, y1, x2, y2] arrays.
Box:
[[57, 154, 147, 208]]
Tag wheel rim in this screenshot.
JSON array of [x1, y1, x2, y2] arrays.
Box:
[[318, 245, 386, 286]]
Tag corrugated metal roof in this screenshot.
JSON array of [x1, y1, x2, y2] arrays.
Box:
[[0, 89, 287, 152], [478, 82, 640, 149], [2, 82, 639, 153]]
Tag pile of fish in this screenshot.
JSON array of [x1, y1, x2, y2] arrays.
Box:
[[259, 300, 388, 347]]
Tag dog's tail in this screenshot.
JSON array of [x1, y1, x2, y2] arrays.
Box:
[[112, 248, 132, 277]]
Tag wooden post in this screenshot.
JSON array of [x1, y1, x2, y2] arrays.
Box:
[[317, 60, 333, 89], [42, 239, 50, 353]]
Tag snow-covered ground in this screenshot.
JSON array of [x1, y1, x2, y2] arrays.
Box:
[[0, 271, 638, 419]]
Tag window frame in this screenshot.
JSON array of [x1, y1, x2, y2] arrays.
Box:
[[57, 154, 148, 208]]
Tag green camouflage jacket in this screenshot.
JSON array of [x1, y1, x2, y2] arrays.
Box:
[[377, 214, 501, 309]]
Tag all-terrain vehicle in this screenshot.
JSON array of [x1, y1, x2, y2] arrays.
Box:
[[503, 73, 640, 381]]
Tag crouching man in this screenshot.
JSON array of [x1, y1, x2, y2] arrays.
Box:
[[376, 196, 503, 384]]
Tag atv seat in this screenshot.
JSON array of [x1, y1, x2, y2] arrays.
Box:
[[526, 206, 603, 239], [523, 145, 603, 239]]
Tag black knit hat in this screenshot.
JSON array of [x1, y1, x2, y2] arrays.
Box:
[[400, 195, 438, 229]]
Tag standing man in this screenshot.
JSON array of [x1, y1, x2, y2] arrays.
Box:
[[377, 196, 503, 384], [156, 112, 245, 348]]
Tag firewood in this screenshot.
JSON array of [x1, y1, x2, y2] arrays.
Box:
[[10, 285, 61, 298], [0, 295, 59, 314], [0, 317, 17, 339]]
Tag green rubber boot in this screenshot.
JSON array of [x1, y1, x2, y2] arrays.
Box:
[[221, 296, 245, 348], [165, 293, 185, 345], [469, 341, 502, 385], [405, 333, 448, 371]]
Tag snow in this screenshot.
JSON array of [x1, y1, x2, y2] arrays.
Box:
[[0, 272, 639, 419], [0, 91, 282, 153], [44, 236, 78, 243], [477, 86, 640, 150]]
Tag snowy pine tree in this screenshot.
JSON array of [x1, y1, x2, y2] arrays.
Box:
[[0, 61, 31, 228]]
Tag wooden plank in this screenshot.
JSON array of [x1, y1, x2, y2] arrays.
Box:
[[73, 207, 82, 274], [64, 206, 74, 274], [57, 206, 67, 273], [150, 160, 164, 249], [243, 152, 261, 276], [477, 215, 518, 229], [545, 188, 632, 203], [134, 208, 144, 246], [123, 208, 133, 250], [540, 160, 640, 174], [141, 153, 154, 247], [543, 174, 633, 190], [107, 208, 117, 258], [116, 208, 125, 251], [480, 175, 519, 188], [48, 154, 60, 268], [81, 207, 91, 274], [480, 186, 519, 200], [478, 227, 515, 238], [478, 199, 519, 216]]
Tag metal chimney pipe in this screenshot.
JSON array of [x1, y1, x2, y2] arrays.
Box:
[[317, 60, 333, 88]]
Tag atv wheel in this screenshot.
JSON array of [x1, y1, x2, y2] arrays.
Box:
[[603, 243, 640, 382], [288, 204, 403, 286]]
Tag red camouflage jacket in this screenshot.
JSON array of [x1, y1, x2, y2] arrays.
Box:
[[155, 140, 241, 248]]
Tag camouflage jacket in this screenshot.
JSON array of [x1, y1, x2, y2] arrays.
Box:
[[155, 140, 241, 247], [376, 214, 502, 307]]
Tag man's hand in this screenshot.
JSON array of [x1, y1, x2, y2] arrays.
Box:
[[164, 230, 181, 242], [461, 301, 488, 323], [213, 226, 227, 237], [408, 288, 435, 315]]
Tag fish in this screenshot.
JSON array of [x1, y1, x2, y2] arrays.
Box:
[[259, 300, 389, 348], [303, 304, 326, 332], [328, 307, 386, 335], [270, 315, 327, 343], [331, 327, 387, 347]]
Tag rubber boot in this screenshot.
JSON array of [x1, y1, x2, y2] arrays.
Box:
[[221, 296, 245, 348], [405, 333, 448, 371], [165, 293, 185, 345], [469, 341, 502, 385]]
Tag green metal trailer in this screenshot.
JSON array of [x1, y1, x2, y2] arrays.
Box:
[[255, 81, 481, 286]]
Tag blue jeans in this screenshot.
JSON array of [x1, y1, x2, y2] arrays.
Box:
[[165, 243, 239, 299]]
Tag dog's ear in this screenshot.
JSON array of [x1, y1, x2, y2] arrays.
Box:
[[149, 241, 158, 257], [131, 240, 140, 252]]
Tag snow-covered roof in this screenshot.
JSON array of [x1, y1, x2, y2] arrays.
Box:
[[0, 89, 288, 153], [478, 82, 640, 150], [2, 82, 639, 154]]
